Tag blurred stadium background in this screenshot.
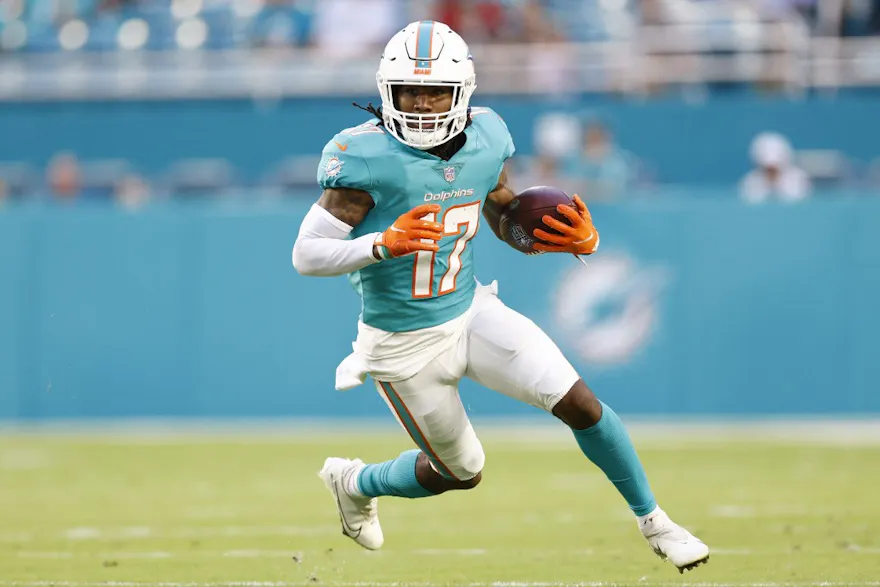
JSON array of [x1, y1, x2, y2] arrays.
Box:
[[2, 0, 880, 585]]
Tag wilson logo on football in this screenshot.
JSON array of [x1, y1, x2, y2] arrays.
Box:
[[509, 224, 533, 249]]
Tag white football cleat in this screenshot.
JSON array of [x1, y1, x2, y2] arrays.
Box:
[[639, 508, 709, 573], [318, 457, 384, 550]]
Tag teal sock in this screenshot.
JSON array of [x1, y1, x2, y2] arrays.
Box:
[[571, 401, 657, 516], [356, 449, 435, 498]]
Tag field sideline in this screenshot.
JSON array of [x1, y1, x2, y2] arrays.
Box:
[[2, 420, 879, 587]]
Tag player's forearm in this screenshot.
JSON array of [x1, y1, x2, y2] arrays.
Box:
[[292, 204, 381, 277], [483, 197, 524, 252], [293, 233, 380, 277], [482, 198, 506, 241]]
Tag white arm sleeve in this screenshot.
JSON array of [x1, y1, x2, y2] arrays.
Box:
[[292, 204, 382, 277]]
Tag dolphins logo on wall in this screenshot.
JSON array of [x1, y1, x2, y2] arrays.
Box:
[[553, 252, 671, 366]]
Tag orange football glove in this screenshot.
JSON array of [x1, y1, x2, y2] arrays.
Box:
[[532, 194, 599, 255], [374, 204, 444, 259]]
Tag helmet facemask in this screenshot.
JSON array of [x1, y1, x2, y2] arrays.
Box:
[[377, 76, 476, 150]]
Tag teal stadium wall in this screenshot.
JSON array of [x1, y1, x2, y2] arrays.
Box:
[[1, 195, 879, 420], [3, 93, 880, 184]]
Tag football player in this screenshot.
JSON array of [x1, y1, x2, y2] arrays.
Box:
[[292, 20, 709, 574]]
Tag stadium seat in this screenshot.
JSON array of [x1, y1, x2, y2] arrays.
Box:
[[78, 158, 136, 199], [262, 155, 322, 192], [0, 161, 40, 197], [84, 13, 122, 52], [162, 158, 238, 196]]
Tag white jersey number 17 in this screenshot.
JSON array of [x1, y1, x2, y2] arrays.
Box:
[[411, 201, 480, 299]]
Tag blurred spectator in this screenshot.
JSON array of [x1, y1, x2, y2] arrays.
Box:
[[311, 0, 401, 60], [434, 0, 509, 43], [115, 173, 151, 209], [248, 0, 310, 49], [508, 154, 565, 191], [841, 0, 880, 35], [510, 110, 580, 192], [534, 111, 581, 159], [433, 0, 563, 45], [25, 0, 90, 26], [0, 177, 8, 204], [537, 0, 620, 42], [96, 0, 129, 12], [817, 0, 880, 35], [559, 119, 636, 201], [47, 152, 82, 201], [740, 132, 811, 203], [518, 1, 574, 93]]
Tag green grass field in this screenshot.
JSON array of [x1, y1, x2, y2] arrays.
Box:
[[2, 423, 879, 587]]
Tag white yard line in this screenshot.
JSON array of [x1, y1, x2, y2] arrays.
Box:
[[102, 552, 174, 559], [705, 505, 855, 519], [411, 549, 488, 556], [11, 546, 880, 559], [0, 526, 336, 544], [56, 526, 334, 540], [221, 550, 303, 558], [13, 552, 74, 559], [3, 582, 880, 587]]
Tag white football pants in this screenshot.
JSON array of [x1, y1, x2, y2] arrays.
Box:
[[374, 283, 580, 481]]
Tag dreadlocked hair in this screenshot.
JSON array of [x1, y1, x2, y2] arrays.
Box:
[[352, 102, 383, 123]]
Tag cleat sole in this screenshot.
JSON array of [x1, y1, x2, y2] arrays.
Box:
[[677, 555, 710, 574]]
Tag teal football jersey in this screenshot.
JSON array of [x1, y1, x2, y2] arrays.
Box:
[[316, 107, 515, 332]]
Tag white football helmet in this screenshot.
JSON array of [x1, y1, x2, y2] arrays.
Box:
[[376, 21, 476, 150]]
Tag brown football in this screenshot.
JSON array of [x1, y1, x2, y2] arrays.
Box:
[[499, 186, 576, 254]]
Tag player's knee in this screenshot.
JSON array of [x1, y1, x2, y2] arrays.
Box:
[[552, 379, 603, 430], [450, 446, 485, 487], [458, 470, 482, 489]]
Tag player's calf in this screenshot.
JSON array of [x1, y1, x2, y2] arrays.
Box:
[[553, 378, 658, 517], [552, 380, 711, 572]]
